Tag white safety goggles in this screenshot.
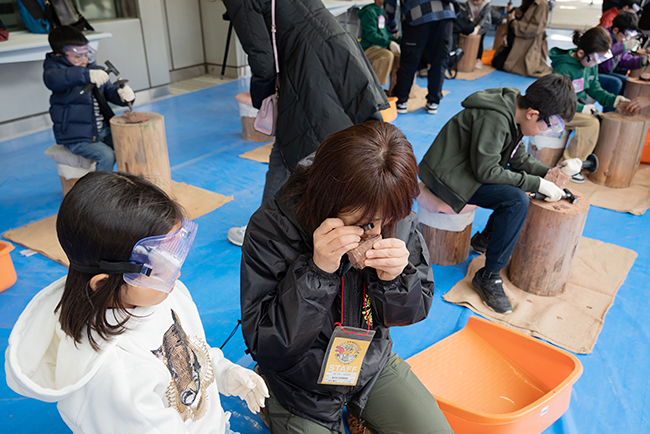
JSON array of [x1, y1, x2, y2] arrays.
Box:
[[70, 219, 198, 293], [537, 115, 565, 137], [622, 30, 639, 41], [584, 50, 613, 67], [63, 45, 97, 66]]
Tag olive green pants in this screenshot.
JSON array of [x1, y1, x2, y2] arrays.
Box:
[[261, 352, 455, 434]]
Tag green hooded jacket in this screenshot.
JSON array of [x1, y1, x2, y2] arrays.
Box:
[[418, 88, 550, 213], [358, 3, 398, 51], [549, 47, 616, 113]]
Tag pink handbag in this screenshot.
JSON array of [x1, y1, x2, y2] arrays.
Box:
[[254, 0, 279, 136]]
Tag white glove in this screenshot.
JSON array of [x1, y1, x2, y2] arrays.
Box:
[[614, 95, 630, 108], [624, 39, 640, 52], [118, 85, 135, 103], [225, 365, 269, 413], [558, 158, 582, 176], [538, 178, 564, 202], [389, 41, 401, 55], [470, 26, 480, 36], [89, 69, 109, 87], [581, 103, 596, 114]]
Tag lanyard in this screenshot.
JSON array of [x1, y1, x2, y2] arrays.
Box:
[[335, 276, 371, 336]]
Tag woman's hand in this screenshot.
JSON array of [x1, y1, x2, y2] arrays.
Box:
[[625, 96, 650, 114], [365, 238, 409, 281], [313, 218, 363, 273]]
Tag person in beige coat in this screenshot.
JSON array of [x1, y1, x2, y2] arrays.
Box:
[[503, 0, 552, 77]]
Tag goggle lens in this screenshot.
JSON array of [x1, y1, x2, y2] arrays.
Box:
[[63, 45, 97, 65], [538, 115, 565, 136]]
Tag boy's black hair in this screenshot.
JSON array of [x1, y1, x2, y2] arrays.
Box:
[[572, 27, 612, 57], [619, 0, 639, 10], [612, 10, 639, 32], [48, 25, 89, 55], [518, 74, 577, 123]]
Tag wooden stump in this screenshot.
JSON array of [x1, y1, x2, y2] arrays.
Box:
[[59, 176, 79, 197], [493, 23, 508, 50], [529, 145, 564, 167], [508, 192, 590, 296], [624, 77, 650, 118], [241, 116, 274, 142], [419, 222, 472, 266], [588, 112, 650, 188], [457, 34, 482, 73], [110, 112, 173, 196]]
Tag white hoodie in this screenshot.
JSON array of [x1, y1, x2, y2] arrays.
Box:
[[5, 277, 237, 434]]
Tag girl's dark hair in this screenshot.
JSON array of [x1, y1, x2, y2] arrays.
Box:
[[285, 121, 419, 236], [48, 25, 89, 55], [612, 11, 639, 32], [572, 27, 612, 55], [56, 172, 183, 350]]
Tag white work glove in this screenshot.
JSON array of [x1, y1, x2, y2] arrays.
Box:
[[389, 41, 401, 55], [624, 39, 640, 52], [89, 69, 109, 87], [225, 365, 269, 413], [538, 178, 564, 202], [558, 158, 582, 176], [581, 103, 596, 114], [614, 95, 630, 108], [470, 26, 480, 36], [118, 85, 135, 103]]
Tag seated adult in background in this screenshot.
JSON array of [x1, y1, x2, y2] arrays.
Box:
[[359, 0, 401, 92], [240, 121, 455, 434], [454, 0, 492, 69], [600, 0, 639, 28], [599, 11, 646, 97], [494, 0, 552, 77], [418, 75, 577, 314]]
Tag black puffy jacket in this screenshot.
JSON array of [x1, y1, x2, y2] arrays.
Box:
[[224, 0, 389, 171], [240, 176, 434, 431], [43, 53, 128, 145]]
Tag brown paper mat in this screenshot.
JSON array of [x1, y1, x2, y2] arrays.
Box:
[[3, 181, 232, 267], [407, 87, 450, 112], [443, 237, 637, 354], [567, 164, 650, 215], [239, 142, 274, 164], [455, 65, 496, 81]]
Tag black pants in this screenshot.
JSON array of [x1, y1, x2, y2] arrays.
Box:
[[467, 184, 529, 272], [394, 18, 454, 105]]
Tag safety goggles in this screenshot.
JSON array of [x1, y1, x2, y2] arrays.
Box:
[[623, 30, 639, 41], [63, 45, 97, 66], [69, 219, 198, 293], [537, 115, 565, 137], [584, 50, 613, 67]]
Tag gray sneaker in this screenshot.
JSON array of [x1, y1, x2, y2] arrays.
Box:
[[571, 173, 585, 183], [227, 225, 247, 247]]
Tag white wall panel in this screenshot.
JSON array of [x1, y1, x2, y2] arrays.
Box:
[[165, 0, 205, 70]]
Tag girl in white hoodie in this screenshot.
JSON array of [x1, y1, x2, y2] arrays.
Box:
[[5, 171, 268, 434]]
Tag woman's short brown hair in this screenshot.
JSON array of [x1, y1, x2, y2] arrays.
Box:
[[290, 121, 420, 235]]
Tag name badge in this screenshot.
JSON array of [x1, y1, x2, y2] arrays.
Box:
[[318, 326, 375, 386], [378, 15, 385, 29], [572, 78, 584, 92]]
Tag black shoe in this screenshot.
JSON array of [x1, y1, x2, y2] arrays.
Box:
[[470, 231, 491, 254], [471, 268, 513, 314]]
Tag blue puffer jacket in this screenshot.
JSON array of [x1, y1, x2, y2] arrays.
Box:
[[43, 52, 129, 145]]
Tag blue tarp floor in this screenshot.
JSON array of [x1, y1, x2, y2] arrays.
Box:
[[1, 29, 648, 433]]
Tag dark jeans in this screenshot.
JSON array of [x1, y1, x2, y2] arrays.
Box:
[[467, 184, 529, 272], [63, 126, 115, 171], [394, 18, 454, 105], [262, 139, 290, 204], [598, 73, 627, 114]]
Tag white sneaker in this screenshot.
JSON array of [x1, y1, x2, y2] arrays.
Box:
[[228, 225, 247, 246], [475, 59, 483, 69], [425, 103, 438, 114]]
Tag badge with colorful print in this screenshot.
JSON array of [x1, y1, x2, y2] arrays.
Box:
[[318, 326, 375, 386]]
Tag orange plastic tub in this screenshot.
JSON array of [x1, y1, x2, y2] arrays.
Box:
[[481, 49, 495, 66], [641, 127, 650, 164], [381, 97, 398, 123], [0, 240, 17, 292], [407, 316, 582, 434]]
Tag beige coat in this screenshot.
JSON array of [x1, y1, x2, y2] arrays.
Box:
[[504, 0, 552, 78]]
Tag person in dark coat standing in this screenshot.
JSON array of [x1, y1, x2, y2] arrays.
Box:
[[224, 0, 389, 246], [240, 122, 455, 434]]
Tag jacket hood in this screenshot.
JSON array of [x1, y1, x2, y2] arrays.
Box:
[[461, 87, 519, 126], [549, 47, 579, 68], [4, 277, 144, 402]]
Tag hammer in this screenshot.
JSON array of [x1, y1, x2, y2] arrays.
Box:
[[530, 188, 579, 204], [104, 60, 132, 111]]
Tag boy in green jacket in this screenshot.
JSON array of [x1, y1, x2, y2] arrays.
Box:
[[418, 74, 577, 314], [359, 0, 401, 86]]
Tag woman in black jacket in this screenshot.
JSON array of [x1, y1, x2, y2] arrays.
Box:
[[240, 122, 454, 434], [224, 0, 389, 246]]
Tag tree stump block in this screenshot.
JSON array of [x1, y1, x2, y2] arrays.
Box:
[[508, 192, 590, 296], [528, 146, 563, 167], [236, 93, 274, 142], [493, 23, 508, 50], [588, 112, 650, 188], [624, 77, 650, 118], [110, 112, 173, 196], [419, 223, 472, 266], [457, 34, 482, 73]]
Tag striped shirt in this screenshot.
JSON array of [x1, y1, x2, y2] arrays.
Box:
[[93, 95, 104, 134], [385, 0, 455, 26]]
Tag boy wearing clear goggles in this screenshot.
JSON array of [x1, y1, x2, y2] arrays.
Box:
[[44, 26, 135, 172], [418, 74, 577, 315], [551, 26, 647, 181], [5, 172, 269, 434]]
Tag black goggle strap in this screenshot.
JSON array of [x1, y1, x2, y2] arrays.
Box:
[[69, 260, 152, 276]]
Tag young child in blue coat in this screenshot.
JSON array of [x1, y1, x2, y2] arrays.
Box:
[[44, 26, 135, 171]]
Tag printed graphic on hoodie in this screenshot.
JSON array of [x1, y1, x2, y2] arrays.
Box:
[[152, 310, 215, 421]]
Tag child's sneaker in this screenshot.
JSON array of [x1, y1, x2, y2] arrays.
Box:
[[227, 225, 247, 246], [396, 101, 408, 114], [425, 102, 438, 114], [571, 173, 585, 183], [475, 59, 483, 69]]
